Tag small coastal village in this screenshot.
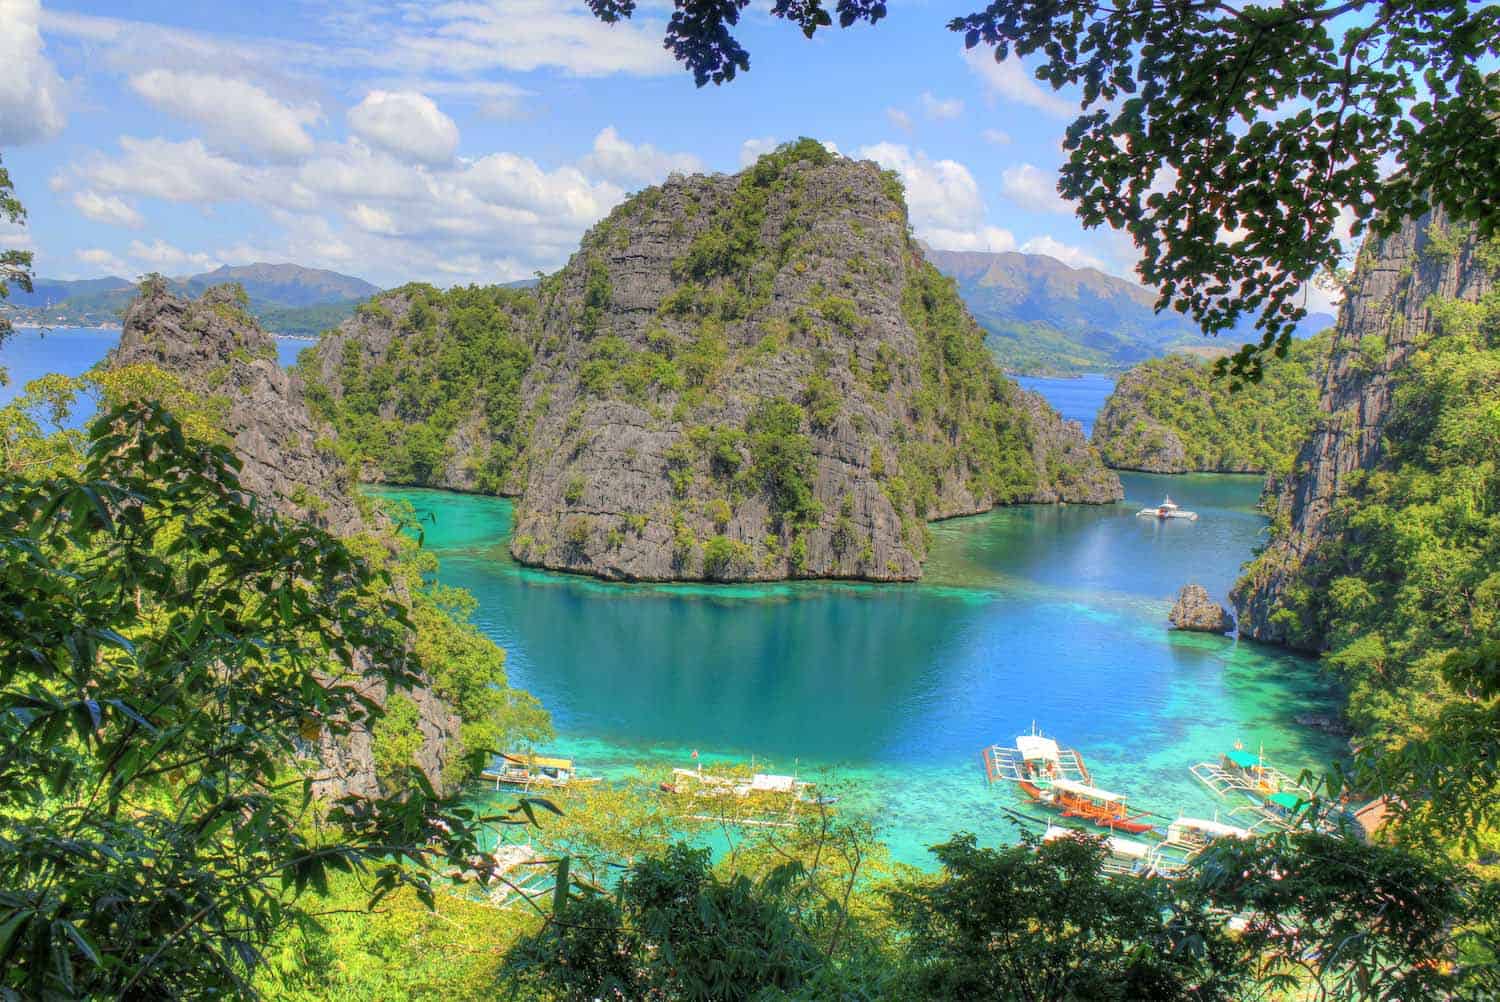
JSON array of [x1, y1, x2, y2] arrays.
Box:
[[2, 1, 1498, 999]]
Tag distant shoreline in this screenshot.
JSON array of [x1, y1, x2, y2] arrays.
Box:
[[13, 323, 317, 342]]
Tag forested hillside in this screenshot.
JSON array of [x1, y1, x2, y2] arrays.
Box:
[[1090, 333, 1330, 473], [1234, 215, 1499, 752]]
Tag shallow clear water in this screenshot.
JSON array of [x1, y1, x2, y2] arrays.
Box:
[[374, 476, 1343, 866]]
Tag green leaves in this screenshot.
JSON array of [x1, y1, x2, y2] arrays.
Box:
[[0, 402, 510, 999]]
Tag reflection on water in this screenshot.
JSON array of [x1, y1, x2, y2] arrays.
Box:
[[378, 474, 1341, 866]]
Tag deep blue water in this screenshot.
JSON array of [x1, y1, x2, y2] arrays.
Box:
[[0, 327, 309, 417], [1015, 373, 1115, 436]]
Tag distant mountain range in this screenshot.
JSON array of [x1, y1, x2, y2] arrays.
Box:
[[6, 264, 381, 336], [925, 248, 1335, 375]]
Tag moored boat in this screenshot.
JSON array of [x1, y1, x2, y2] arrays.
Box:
[[1135, 495, 1198, 520], [982, 726, 1092, 797], [1165, 816, 1251, 854], [1033, 777, 1157, 834], [480, 751, 597, 790]]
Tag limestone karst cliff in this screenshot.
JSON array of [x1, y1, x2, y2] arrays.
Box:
[[110, 280, 467, 799], [1231, 211, 1494, 645], [305, 142, 1122, 582]]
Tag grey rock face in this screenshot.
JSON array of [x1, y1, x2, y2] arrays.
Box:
[[1230, 212, 1492, 645], [313, 155, 1121, 583], [109, 282, 464, 798], [113, 282, 361, 534], [1168, 583, 1235, 634], [500, 158, 1120, 581]]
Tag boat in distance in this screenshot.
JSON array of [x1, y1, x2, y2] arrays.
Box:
[[1137, 496, 1198, 520]]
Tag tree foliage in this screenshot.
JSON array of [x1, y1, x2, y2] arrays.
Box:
[[888, 832, 1244, 1002], [0, 403, 528, 998], [301, 284, 537, 491], [589, 0, 1500, 381], [0, 152, 35, 364]]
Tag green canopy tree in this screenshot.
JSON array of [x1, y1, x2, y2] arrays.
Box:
[[0, 403, 531, 998], [0, 151, 35, 367]]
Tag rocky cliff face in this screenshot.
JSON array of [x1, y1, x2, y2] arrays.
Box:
[[311, 146, 1121, 583], [114, 282, 362, 532], [110, 281, 463, 799], [1231, 212, 1493, 645]]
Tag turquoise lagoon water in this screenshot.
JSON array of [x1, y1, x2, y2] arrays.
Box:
[[4, 327, 1338, 865], [374, 475, 1343, 867]]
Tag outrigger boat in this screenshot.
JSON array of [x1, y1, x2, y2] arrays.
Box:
[[1043, 825, 1165, 877], [982, 727, 1092, 797], [1190, 745, 1323, 829], [480, 752, 599, 791], [1164, 816, 1251, 855], [1136, 496, 1198, 520], [1037, 777, 1157, 835], [983, 728, 1156, 836]]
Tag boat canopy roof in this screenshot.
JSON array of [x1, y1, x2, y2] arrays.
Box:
[[750, 773, 803, 793], [1171, 817, 1249, 838], [1052, 778, 1124, 802], [1105, 836, 1152, 859], [503, 752, 573, 770], [1016, 734, 1061, 762], [1268, 791, 1306, 810], [1226, 749, 1261, 769]]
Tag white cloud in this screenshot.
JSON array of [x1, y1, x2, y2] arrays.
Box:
[[885, 108, 913, 132], [579, 127, 702, 187], [857, 142, 985, 232], [75, 247, 131, 276], [962, 46, 1072, 118], [127, 238, 220, 272], [74, 137, 258, 204], [0, 220, 34, 251], [1019, 235, 1107, 271], [391, 2, 675, 77], [348, 90, 459, 165], [1000, 163, 1070, 214], [739, 136, 779, 167], [920, 92, 964, 120], [399, 79, 534, 120], [348, 203, 400, 236], [0, 0, 67, 145], [924, 226, 1018, 253], [71, 190, 143, 228], [128, 70, 319, 160], [982, 128, 1011, 145]]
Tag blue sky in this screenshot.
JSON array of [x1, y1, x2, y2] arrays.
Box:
[[3, 0, 1164, 289]]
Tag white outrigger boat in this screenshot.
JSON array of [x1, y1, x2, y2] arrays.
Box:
[[1136, 496, 1198, 520]]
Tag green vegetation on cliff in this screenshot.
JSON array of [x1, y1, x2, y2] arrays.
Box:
[[1091, 333, 1330, 473], [1238, 287, 1499, 751], [300, 284, 537, 490]]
